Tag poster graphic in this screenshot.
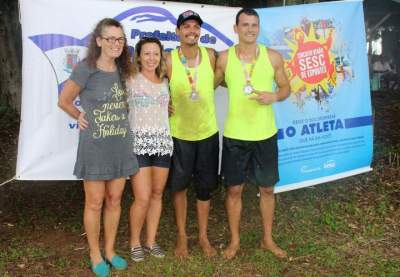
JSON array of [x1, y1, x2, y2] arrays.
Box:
[[256, 0, 373, 192]]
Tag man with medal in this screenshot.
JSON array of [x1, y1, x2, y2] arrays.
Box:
[[215, 8, 290, 260], [165, 10, 219, 258]]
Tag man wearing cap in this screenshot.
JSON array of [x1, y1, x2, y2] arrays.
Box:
[[166, 10, 218, 258], [215, 8, 290, 259]]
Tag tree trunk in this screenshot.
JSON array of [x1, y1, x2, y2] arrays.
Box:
[[0, 0, 22, 114]]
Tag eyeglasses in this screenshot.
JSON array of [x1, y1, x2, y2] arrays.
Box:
[[102, 36, 126, 44]]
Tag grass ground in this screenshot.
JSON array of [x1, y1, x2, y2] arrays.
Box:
[[0, 92, 399, 276]]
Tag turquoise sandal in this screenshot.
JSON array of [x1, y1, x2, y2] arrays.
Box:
[[107, 255, 128, 270], [91, 260, 110, 277]]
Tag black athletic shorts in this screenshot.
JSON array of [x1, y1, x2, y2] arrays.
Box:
[[137, 154, 171, 168], [221, 134, 279, 187], [167, 132, 219, 195]]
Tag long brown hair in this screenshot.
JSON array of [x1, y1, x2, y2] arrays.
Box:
[[133, 37, 166, 79], [86, 18, 133, 82]]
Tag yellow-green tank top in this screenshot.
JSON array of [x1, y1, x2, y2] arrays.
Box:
[[169, 47, 218, 141], [224, 45, 277, 141]]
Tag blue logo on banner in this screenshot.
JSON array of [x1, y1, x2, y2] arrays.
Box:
[[29, 6, 234, 94]]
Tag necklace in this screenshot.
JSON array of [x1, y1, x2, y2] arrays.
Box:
[[178, 47, 200, 101], [238, 45, 259, 95]]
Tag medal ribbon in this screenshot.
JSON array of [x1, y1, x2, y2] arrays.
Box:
[[178, 47, 200, 94], [239, 46, 259, 86]]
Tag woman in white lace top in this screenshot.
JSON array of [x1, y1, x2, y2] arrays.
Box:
[[126, 37, 173, 261]]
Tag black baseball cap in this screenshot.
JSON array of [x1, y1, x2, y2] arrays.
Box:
[[176, 10, 203, 28]]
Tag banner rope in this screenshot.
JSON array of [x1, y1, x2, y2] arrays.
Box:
[[0, 176, 16, 188]]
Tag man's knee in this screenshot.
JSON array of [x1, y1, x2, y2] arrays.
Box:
[[173, 188, 187, 205], [226, 185, 243, 199], [259, 186, 274, 197]]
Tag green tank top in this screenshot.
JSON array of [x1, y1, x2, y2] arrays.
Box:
[[169, 47, 218, 141], [224, 45, 277, 141]]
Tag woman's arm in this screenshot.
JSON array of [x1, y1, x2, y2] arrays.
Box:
[[58, 80, 88, 129]]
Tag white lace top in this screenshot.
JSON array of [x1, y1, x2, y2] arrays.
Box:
[[126, 73, 173, 156]]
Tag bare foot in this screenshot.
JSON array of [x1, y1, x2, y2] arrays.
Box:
[[260, 240, 287, 258], [199, 237, 217, 257], [223, 242, 240, 260], [174, 235, 188, 258]]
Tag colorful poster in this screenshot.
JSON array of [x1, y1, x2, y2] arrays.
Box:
[[256, 0, 373, 192]]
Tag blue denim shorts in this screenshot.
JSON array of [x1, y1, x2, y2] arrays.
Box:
[[137, 154, 171, 168]]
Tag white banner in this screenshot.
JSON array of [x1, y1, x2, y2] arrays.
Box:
[[18, 0, 372, 193], [17, 0, 239, 180]]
